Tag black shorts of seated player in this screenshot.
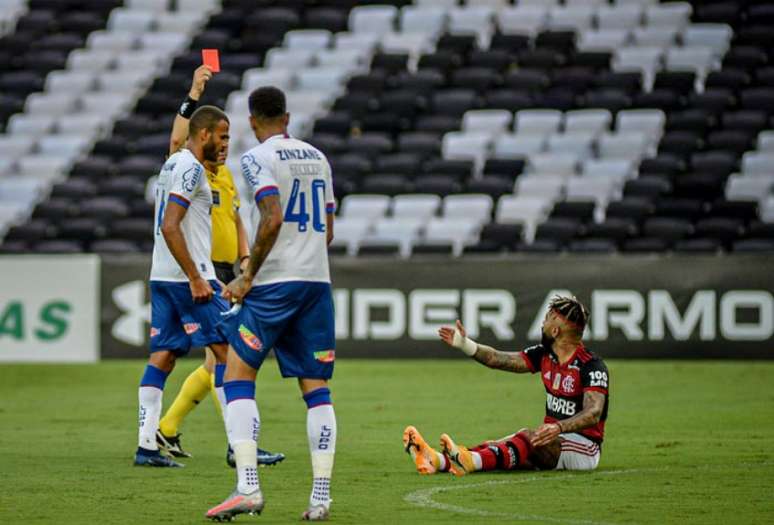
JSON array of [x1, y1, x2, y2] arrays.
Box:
[[213, 261, 236, 284]]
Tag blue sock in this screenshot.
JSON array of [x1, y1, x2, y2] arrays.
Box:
[[215, 364, 226, 388], [303, 387, 332, 409], [224, 380, 255, 403], [139, 364, 168, 390]]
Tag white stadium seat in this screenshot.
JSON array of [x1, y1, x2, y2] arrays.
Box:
[[493, 134, 546, 158], [87, 30, 137, 52], [598, 132, 651, 161], [596, 6, 643, 30], [726, 175, 774, 204], [45, 71, 96, 93], [339, 195, 391, 220], [515, 110, 563, 135], [463, 110, 512, 133], [616, 109, 665, 137], [421, 218, 481, 256], [67, 49, 117, 71], [24, 93, 78, 117], [497, 6, 549, 36], [547, 133, 596, 159], [442, 194, 493, 224], [515, 174, 566, 201], [528, 153, 579, 176], [742, 153, 774, 176], [349, 5, 398, 36], [392, 194, 441, 220], [107, 9, 156, 32], [400, 6, 447, 36], [644, 2, 692, 29], [265, 49, 315, 70], [496, 195, 554, 242], [564, 109, 613, 134], [284, 30, 333, 50], [242, 68, 296, 92]]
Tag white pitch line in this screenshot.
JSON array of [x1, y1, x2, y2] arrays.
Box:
[[404, 470, 643, 525], [404, 462, 774, 523]]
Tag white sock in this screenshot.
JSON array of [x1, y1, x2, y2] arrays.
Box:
[[471, 451, 483, 471], [436, 452, 448, 471], [307, 404, 336, 507], [215, 386, 228, 432], [227, 399, 261, 494], [138, 386, 162, 450]]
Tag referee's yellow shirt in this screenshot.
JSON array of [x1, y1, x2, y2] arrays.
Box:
[[207, 165, 241, 264]]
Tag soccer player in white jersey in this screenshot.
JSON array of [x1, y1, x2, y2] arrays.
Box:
[[205, 87, 337, 521], [134, 106, 232, 468]]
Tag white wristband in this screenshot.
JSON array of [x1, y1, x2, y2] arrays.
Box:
[[452, 329, 478, 357]]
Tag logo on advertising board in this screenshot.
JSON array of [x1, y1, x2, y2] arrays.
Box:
[[0, 255, 99, 363]]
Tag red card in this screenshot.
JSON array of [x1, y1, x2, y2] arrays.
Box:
[[202, 49, 220, 72]]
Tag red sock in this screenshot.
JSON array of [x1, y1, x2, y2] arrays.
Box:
[[470, 433, 534, 471], [439, 453, 451, 472], [503, 432, 534, 469]]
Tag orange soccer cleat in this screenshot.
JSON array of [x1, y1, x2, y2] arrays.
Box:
[[440, 433, 476, 477], [403, 426, 440, 475]]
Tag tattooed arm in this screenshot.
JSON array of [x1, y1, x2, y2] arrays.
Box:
[[557, 390, 605, 433], [223, 194, 282, 302], [471, 344, 532, 373], [242, 194, 282, 280], [531, 390, 606, 447], [438, 320, 531, 373]]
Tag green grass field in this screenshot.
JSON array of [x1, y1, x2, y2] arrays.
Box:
[[1, 359, 773, 524]]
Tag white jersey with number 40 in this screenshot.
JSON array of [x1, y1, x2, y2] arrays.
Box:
[[150, 149, 216, 282], [240, 134, 335, 286]]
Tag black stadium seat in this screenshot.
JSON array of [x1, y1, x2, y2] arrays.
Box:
[[4, 0, 774, 258]]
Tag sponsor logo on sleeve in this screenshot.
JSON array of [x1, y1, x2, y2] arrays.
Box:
[[181, 165, 202, 192], [240, 154, 261, 188]]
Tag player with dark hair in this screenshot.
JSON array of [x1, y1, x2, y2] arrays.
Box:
[[155, 66, 284, 468], [403, 295, 610, 475], [205, 86, 338, 521], [134, 105, 231, 468]]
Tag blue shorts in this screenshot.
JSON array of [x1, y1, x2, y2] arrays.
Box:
[[218, 281, 335, 379], [149, 280, 229, 355]]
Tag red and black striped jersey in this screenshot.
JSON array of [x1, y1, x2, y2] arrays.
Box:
[[519, 344, 609, 443]]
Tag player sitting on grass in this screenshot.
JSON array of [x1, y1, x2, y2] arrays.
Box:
[[135, 106, 231, 468], [404, 296, 609, 475], [155, 65, 284, 468]]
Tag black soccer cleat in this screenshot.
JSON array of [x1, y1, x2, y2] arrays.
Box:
[[134, 448, 184, 468], [226, 445, 286, 468], [156, 430, 192, 458]]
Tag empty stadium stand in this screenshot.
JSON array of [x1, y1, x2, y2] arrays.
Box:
[[1, 0, 773, 256]]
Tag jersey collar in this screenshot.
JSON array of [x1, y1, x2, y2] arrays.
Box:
[[551, 343, 585, 367], [261, 133, 290, 144]]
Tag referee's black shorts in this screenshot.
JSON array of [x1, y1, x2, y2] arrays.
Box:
[[212, 261, 236, 284]]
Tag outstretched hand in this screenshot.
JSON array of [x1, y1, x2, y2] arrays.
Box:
[[438, 319, 466, 347]]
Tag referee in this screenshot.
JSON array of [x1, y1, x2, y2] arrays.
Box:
[[156, 65, 284, 467]]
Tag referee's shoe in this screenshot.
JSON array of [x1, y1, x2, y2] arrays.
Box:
[[227, 445, 286, 468]]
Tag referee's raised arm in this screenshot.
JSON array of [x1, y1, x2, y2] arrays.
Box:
[[169, 66, 213, 156]]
